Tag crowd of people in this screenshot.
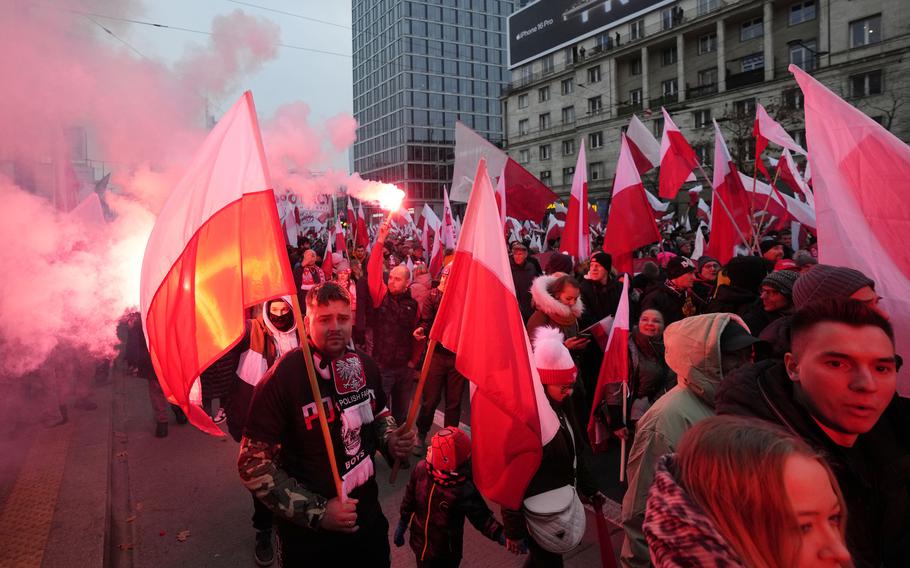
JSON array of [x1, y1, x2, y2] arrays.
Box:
[[118, 217, 908, 568]]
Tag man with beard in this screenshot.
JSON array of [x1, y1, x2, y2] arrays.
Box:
[[238, 282, 415, 566]]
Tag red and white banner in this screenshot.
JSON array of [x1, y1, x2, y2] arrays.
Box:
[[707, 120, 753, 264], [754, 103, 807, 157], [626, 114, 661, 175], [355, 202, 369, 247], [441, 186, 458, 250], [561, 139, 590, 263], [658, 107, 699, 199], [140, 92, 295, 435], [429, 159, 559, 509], [587, 275, 630, 452]]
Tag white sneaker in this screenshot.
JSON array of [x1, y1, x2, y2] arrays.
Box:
[[212, 408, 227, 424]]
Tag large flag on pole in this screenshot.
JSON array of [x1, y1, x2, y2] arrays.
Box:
[[754, 103, 807, 157], [139, 92, 295, 435], [707, 120, 753, 264], [355, 202, 370, 247], [658, 107, 699, 199], [587, 275, 630, 452], [626, 114, 661, 175], [561, 139, 590, 264], [603, 134, 661, 274], [441, 186, 458, 249], [429, 159, 559, 509]]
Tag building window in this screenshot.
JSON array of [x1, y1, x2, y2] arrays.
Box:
[[630, 88, 643, 106], [741, 18, 763, 41], [782, 88, 804, 109], [698, 67, 718, 86], [539, 113, 551, 130], [661, 7, 683, 31], [630, 19, 644, 40], [741, 53, 765, 72], [520, 65, 532, 83], [519, 148, 530, 164], [850, 70, 883, 97], [850, 15, 882, 48], [733, 97, 756, 117], [539, 144, 551, 161], [561, 106, 576, 124], [562, 166, 576, 185], [542, 54, 555, 74], [662, 46, 678, 66], [562, 139, 576, 156], [695, 144, 712, 166], [587, 96, 603, 114], [653, 117, 665, 138], [589, 131, 604, 148], [540, 170, 552, 184], [539, 86, 550, 103], [589, 161, 605, 181], [661, 79, 678, 97], [518, 118, 529, 135], [518, 94, 528, 109], [587, 65, 602, 83], [561, 78, 574, 95], [693, 109, 712, 128], [790, 40, 817, 71], [789, 1, 816, 25], [630, 58, 642, 76], [698, 32, 717, 54], [698, 0, 720, 16]]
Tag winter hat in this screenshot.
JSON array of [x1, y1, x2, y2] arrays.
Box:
[[793, 250, 818, 268], [773, 258, 798, 272], [335, 259, 351, 273], [510, 241, 528, 251], [725, 255, 768, 293], [792, 264, 875, 308], [531, 327, 577, 385], [697, 256, 720, 272], [760, 238, 782, 254], [762, 270, 799, 297], [666, 256, 696, 280], [428, 427, 472, 472], [591, 251, 612, 272], [656, 251, 678, 268], [546, 252, 574, 275]]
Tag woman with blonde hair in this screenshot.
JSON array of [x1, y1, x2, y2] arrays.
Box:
[[644, 415, 852, 568]]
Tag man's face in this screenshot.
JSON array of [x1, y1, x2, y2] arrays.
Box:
[[785, 323, 897, 445], [760, 285, 790, 313], [699, 261, 719, 281], [387, 266, 410, 294], [763, 245, 784, 261], [353, 246, 366, 260], [850, 286, 887, 319], [588, 260, 607, 282], [672, 271, 696, 289], [303, 250, 317, 266], [512, 248, 527, 265], [304, 300, 353, 357], [780, 232, 792, 248]]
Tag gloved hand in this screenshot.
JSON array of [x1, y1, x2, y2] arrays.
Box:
[[393, 518, 407, 547]]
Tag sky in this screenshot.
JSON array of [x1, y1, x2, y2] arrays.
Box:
[[97, 0, 355, 170]]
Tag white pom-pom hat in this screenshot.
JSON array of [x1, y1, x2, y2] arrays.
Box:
[[531, 326, 578, 386]]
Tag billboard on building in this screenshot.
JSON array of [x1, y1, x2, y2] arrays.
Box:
[[508, 0, 674, 68]]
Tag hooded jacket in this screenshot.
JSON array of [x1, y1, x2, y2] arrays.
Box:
[[620, 313, 747, 568], [643, 455, 746, 568], [526, 274, 585, 341], [717, 360, 910, 568]]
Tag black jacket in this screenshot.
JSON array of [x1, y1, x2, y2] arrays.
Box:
[[511, 259, 541, 323], [578, 277, 623, 329], [371, 288, 419, 368], [702, 285, 758, 318], [640, 282, 703, 325], [717, 360, 910, 568]]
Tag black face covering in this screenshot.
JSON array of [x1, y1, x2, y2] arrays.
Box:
[[270, 312, 294, 332]]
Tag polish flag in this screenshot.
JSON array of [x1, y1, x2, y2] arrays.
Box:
[[429, 158, 559, 509], [658, 108, 700, 199], [561, 139, 590, 263], [792, 64, 910, 394], [441, 186, 458, 249], [322, 224, 335, 277], [544, 215, 564, 249], [428, 231, 444, 278], [334, 219, 347, 256], [691, 221, 707, 260], [603, 134, 661, 274], [587, 275, 630, 452], [707, 120, 753, 264], [346, 196, 357, 236], [419, 223, 430, 262], [777, 148, 812, 202], [502, 157, 558, 222], [582, 315, 614, 351], [421, 203, 440, 233], [494, 164, 507, 229], [626, 114, 661, 174], [355, 202, 369, 247], [754, 103, 807, 157], [739, 172, 816, 230], [139, 92, 295, 435]]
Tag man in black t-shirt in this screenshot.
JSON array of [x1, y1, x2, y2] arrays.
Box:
[[238, 282, 416, 566]]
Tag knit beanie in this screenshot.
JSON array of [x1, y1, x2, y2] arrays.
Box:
[[793, 250, 818, 268], [760, 238, 782, 254], [762, 270, 799, 297], [697, 256, 720, 272], [792, 264, 875, 308], [591, 251, 612, 273], [428, 427, 472, 472], [666, 256, 696, 280], [546, 252, 574, 275], [774, 258, 798, 272], [725, 255, 768, 293], [531, 327, 577, 385]]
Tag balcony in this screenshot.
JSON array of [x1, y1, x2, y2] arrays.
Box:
[[651, 93, 679, 108], [726, 68, 764, 90], [617, 102, 643, 118], [687, 83, 719, 99]]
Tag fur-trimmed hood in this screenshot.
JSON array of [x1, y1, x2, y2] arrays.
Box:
[[530, 274, 584, 322]]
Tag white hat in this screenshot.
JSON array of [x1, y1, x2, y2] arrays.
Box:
[[531, 327, 577, 386]]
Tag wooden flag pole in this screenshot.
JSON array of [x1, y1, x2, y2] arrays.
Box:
[[619, 381, 628, 483], [289, 293, 345, 500], [754, 165, 785, 239], [694, 164, 753, 253], [389, 339, 438, 484]]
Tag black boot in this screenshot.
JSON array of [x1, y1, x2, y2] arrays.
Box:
[[155, 422, 168, 438], [172, 405, 188, 425], [254, 530, 274, 566]]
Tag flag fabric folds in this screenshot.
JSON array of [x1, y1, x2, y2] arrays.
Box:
[[587, 276, 630, 452], [658, 108, 699, 199], [441, 186, 458, 249], [707, 120, 753, 264], [429, 158, 558, 509], [561, 139, 591, 264], [139, 92, 295, 435], [355, 202, 370, 247], [626, 114, 661, 175]]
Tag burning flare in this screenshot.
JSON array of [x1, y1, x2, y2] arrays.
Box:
[[375, 184, 405, 212]]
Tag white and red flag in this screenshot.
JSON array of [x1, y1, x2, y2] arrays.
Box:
[[420, 203, 440, 234], [139, 92, 295, 435], [334, 218, 347, 256], [658, 108, 699, 199], [428, 230, 444, 278], [441, 186, 458, 249], [792, 64, 910, 394], [355, 202, 370, 247], [561, 139, 590, 263], [626, 114, 661, 175], [777, 148, 812, 203], [544, 215, 564, 249], [494, 164, 507, 229], [323, 223, 335, 276], [583, 315, 614, 351], [346, 196, 357, 235], [603, 134, 661, 274], [753, 103, 807, 179], [429, 159, 559, 509], [707, 120, 753, 264], [587, 275, 630, 452]]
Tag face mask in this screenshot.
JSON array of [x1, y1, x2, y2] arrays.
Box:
[[270, 312, 294, 332]]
